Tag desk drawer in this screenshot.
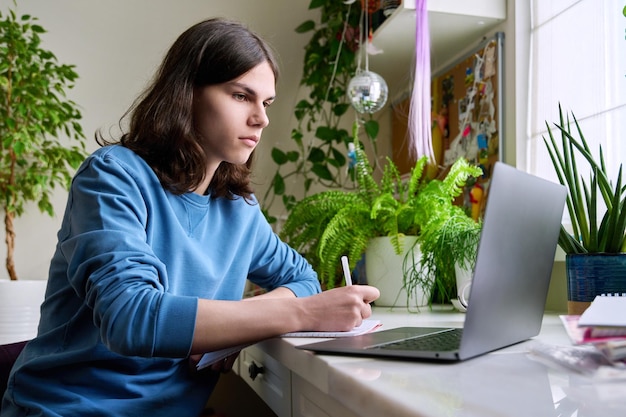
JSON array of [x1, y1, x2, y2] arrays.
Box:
[[240, 345, 291, 417], [292, 373, 359, 417]]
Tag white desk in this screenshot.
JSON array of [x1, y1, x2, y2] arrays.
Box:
[[236, 307, 626, 417]]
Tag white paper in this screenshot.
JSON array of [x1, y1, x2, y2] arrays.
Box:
[[282, 319, 381, 338], [195, 319, 382, 370], [578, 295, 626, 327]]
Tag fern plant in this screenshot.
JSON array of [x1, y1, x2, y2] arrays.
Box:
[[406, 189, 483, 304], [281, 131, 482, 297], [280, 146, 398, 288]]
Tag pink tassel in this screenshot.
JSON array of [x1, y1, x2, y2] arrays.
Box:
[[408, 0, 434, 163]]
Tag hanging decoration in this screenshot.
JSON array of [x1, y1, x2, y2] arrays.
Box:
[[408, 0, 434, 162], [347, 70, 388, 114], [347, 0, 389, 114]]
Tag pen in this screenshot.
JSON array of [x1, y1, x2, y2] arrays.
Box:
[[341, 255, 352, 286]]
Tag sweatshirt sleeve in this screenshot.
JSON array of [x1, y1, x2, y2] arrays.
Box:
[[58, 152, 197, 358], [245, 202, 322, 297]]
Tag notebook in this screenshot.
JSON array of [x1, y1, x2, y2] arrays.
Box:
[[578, 295, 626, 328], [298, 162, 567, 361]]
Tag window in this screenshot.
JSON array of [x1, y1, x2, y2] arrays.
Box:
[[527, 0, 625, 189]]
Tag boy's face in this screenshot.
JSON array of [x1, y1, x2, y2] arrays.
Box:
[[193, 61, 276, 173]]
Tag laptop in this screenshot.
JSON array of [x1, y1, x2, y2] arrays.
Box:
[[298, 162, 567, 361]]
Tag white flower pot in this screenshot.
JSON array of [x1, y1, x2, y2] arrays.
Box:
[[365, 236, 429, 308], [0, 280, 47, 344], [452, 262, 473, 312]]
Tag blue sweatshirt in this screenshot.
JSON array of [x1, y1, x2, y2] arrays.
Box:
[[2, 145, 321, 416]]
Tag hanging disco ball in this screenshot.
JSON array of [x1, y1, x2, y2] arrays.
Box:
[[347, 70, 389, 114]]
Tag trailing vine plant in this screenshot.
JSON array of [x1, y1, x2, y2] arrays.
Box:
[[261, 0, 381, 223]]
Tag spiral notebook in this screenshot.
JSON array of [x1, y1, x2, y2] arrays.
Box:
[[578, 295, 626, 337]]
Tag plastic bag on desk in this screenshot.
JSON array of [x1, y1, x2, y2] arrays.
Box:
[[527, 342, 626, 380]]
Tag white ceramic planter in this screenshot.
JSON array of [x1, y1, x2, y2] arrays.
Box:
[[0, 280, 47, 344], [365, 236, 429, 308], [452, 262, 474, 312]]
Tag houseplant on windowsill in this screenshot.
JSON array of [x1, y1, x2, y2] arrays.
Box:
[[543, 105, 626, 315], [280, 123, 482, 307]]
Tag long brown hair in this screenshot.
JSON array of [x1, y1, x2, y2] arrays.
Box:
[[97, 18, 279, 200]]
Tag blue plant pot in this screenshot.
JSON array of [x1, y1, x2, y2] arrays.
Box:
[[566, 253, 626, 314]]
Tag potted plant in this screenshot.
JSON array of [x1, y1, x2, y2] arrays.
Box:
[[543, 105, 626, 314], [405, 188, 483, 306], [280, 124, 482, 306], [0, 6, 87, 281]]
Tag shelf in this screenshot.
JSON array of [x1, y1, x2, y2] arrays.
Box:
[[368, 0, 506, 101]]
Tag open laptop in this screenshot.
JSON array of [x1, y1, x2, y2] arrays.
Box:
[[298, 162, 567, 361]]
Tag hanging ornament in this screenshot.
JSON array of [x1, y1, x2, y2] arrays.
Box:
[[347, 0, 388, 114], [347, 70, 388, 114]]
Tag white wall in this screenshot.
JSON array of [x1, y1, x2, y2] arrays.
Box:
[[0, 0, 316, 280], [3, 1, 546, 307]]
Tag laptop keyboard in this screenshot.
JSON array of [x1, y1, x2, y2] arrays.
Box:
[[370, 328, 463, 352]]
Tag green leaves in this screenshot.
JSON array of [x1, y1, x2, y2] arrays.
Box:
[[271, 148, 291, 165], [281, 124, 483, 291], [0, 8, 87, 278], [261, 0, 378, 223], [309, 0, 327, 10], [272, 172, 285, 195], [314, 126, 336, 142], [295, 20, 315, 33], [310, 163, 333, 181], [543, 105, 626, 253], [363, 119, 379, 140]]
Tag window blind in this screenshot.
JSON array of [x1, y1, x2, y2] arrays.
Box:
[[527, 0, 625, 188]]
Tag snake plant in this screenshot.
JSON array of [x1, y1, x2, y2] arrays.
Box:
[[543, 105, 626, 254]]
